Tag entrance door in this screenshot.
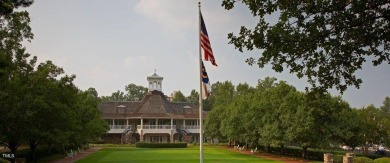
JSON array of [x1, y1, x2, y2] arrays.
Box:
[[150, 136, 162, 142]]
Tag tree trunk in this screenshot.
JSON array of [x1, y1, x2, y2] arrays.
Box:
[[5, 140, 20, 163], [302, 146, 308, 159], [267, 144, 271, 153], [280, 144, 285, 155], [28, 138, 39, 163], [48, 142, 52, 155]]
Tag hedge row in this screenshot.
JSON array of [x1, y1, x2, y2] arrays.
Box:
[[135, 142, 187, 148], [373, 157, 390, 163], [257, 145, 324, 161], [255, 145, 387, 161], [0, 158, 8, 163]]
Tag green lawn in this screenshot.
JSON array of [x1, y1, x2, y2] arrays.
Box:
[[76, 146, 282, 163]]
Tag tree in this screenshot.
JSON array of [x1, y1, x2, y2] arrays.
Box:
[[259, 81, 300, 154], [337, 108, 364, 151], [380, 97, 390, 113], [0, 7, 34, 162], [0, 0, 34, 16], [171, 91, 187, 102], [204, 104, 225, 142], [204, 81, 235, 143], [72, 88, 108, 148], [186, 89, 199, 104], [209, 81, 235, 107], [124, 83, 147, 101], [222, 0, 390, 93], [0, 53, 36, 162], [25, 60, 71, 162], [357, 105, 384, 153], [288, 93, 350, 158], [107, 90, 126, 101]]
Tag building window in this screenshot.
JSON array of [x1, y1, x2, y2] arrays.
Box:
[[114, 119, 126, 129], [153, 81, 157, 89]]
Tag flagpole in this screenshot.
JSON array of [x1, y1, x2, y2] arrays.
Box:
[[198, 1, 204, 163]]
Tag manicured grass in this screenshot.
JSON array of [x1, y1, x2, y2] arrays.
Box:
[[76, 146, 282, 163]]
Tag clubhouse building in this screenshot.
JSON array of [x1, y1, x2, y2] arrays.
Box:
[[99, 72, 206, 144]]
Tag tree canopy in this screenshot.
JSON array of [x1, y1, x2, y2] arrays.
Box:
[[171, 90, 187, 102], [204, 77, 390, 158], [101, 83, 147, 101], [0, 2, 107, 162], [222, 0, 390, 93], [0, 0, 34, 16]]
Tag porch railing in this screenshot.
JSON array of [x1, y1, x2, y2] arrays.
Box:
[[137, 125, 175, 129], [181, 125, 199, 129], [109, 125, 132, 129]]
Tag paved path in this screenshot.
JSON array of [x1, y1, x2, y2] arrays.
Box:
[[51, 147, 102, 163]]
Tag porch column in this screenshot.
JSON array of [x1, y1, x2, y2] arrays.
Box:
[[140, 130, 144, 141], [126, 119, 129, 129], [171, 119, 173, 129], [183, 119, 186, 129], [140, 118, 144, 141], [156, 119, 158, 128], [170, 131, 174, 143], [112, 119, 115, 129], [141, 118, 143, 129]]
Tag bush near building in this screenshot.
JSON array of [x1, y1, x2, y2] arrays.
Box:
[[135, 142, 187, 148]]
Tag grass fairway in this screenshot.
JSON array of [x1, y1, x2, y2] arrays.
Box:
[[76, 146, 282, 163]]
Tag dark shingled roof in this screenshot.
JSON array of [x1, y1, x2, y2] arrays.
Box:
[[99, 90, 206, 119]]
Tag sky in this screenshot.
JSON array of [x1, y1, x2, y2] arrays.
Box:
[[22, 0, 390, 108]]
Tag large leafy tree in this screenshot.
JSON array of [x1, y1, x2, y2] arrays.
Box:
[[0, 0, 33, 16], [204, 81, 235, 142], [380, 96, 390, 113], [259, 81, 300, 154], [337, 108, 364, 151], [0, 3, 34, 160], [25, 60, 74, 162], [288, 94, 350, 158], [125, 83, 148, 101], [357, 105, 384, 153], [222, 0, 390, 93], [101, 90, 126, 101], [171, 90, 187, 102], [186, 89, 199, 104], [1, 2, 107, 162], [72, 88, 108, 148]]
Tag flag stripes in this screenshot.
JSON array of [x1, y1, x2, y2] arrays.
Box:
[[200, 12, 217, 66]]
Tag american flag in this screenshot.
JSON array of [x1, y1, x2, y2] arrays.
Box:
[[200, 12, 217, 66], [201, 61, 211, 99]]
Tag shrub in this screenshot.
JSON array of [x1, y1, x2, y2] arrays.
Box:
[[0, 158, 9, 163], [333, 154, 344, 163], [218, 139, 229, 143], [373, 157, 390, 163], [135, 142, 187, 148], [355, 153, 383, 160], [257, 145, 324, 161], [354, 156, 373, 163]]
